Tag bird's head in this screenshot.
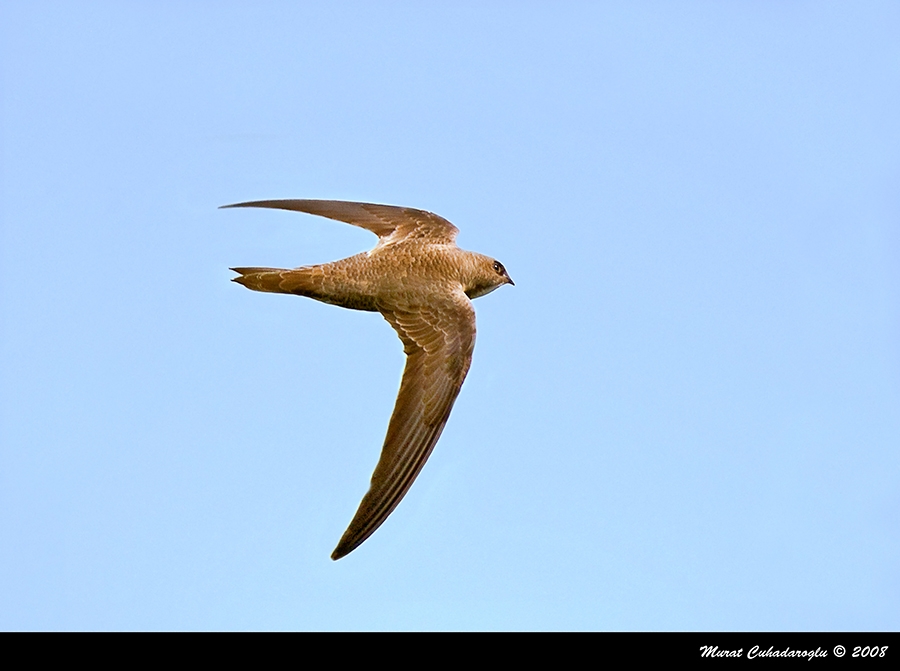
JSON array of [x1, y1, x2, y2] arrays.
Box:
[[464, 255, 514, 299]]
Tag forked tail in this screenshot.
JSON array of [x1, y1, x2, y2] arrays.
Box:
[[230, 267, 316, 295], [230, 264, 378, 311]]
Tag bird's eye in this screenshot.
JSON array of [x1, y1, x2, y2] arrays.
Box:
[[493, 261, 505, 275]]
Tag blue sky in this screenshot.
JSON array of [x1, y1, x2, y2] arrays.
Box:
[[1, 2, 898, 630]]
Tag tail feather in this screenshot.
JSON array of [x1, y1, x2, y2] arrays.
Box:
[[230, 264, 377, 311], [231, 267, 314, 295]]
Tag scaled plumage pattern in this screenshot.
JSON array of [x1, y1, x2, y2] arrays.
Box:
[[224, 200, 513, 559]]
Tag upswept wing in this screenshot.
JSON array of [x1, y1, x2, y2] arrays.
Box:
[[331, 291, 476, 560], [220, 199, 459, 244]]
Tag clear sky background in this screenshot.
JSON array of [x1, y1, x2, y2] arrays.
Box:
[[1, 2, 898, 630]]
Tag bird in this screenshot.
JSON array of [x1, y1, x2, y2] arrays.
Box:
[[223, 199, 513, 560]]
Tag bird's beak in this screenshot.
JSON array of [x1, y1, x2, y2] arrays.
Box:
[[506, 276, 515, 286]]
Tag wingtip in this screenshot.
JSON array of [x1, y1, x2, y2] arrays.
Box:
[[219, 200, 288, 211], [331, 531, 366, 560], [220, 201, 268, 210]]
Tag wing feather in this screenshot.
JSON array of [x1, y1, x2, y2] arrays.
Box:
[[220, 199, 459, 244], [331, 292, 476, 560]]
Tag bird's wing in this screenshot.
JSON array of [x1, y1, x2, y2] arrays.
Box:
[[331, 290, 476, 560], [220, 199, 459, 244]]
